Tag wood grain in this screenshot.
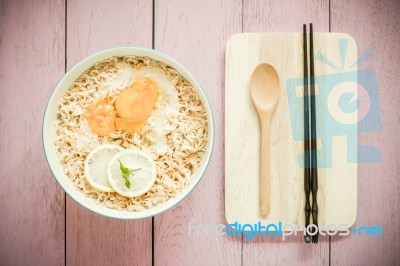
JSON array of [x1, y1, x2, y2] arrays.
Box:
[[243, 0, 329, 32], [0, 0, 65, 265], [241, 1, 330, 266], [66, 1, 153, 265], [154, 0, 243, 265], [330, 0, 400, 265]]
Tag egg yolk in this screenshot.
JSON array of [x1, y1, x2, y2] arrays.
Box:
[[85, 98, 116, 136], [115, 78, 159, 132]]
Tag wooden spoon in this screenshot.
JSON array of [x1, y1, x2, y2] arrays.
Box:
[[250, 63, 280, 217]]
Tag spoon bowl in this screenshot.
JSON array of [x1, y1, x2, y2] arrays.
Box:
[[250, 63, 280, 217], [250, 64, 280, 111]]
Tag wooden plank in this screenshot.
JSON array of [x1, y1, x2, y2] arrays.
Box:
[[330, 0, 400, 265], [0, 0, 65, 265], [65, 1, 153, 265], [154, 0, 243, 265], [243, 0, 329, 32], [241, 1, 330, 265]]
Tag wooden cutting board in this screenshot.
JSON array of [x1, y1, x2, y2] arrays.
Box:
[[225, 33, 357, 230]]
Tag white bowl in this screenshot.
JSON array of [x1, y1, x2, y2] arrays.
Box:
[[43, 47, 214, 219]]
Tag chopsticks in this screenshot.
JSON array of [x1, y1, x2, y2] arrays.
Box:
[[303, 24, 311, 244], [303, 23, 319, 244]]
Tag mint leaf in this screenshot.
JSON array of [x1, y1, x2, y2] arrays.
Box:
[[118, 160, 132, 188], [118, 160, 141, 189]]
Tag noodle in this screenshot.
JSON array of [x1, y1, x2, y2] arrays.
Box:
[[54, 56, 208, 211]]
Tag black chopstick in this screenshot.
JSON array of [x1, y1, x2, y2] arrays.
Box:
[[303, 23, 319, 244], [309, 23, 319, 244], [303, 24, 312, 244]]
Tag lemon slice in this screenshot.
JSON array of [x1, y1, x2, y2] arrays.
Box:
[[84, 144, 124, 192], [107, 149, 156, 197]]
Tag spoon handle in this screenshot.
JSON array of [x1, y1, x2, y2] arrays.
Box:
[[259, 116, 271, 216]]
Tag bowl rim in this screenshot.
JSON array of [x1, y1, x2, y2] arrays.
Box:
[[42, 46, 214, 220]]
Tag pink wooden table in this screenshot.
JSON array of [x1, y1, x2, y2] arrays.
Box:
[[1, 0, 399, 265]]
